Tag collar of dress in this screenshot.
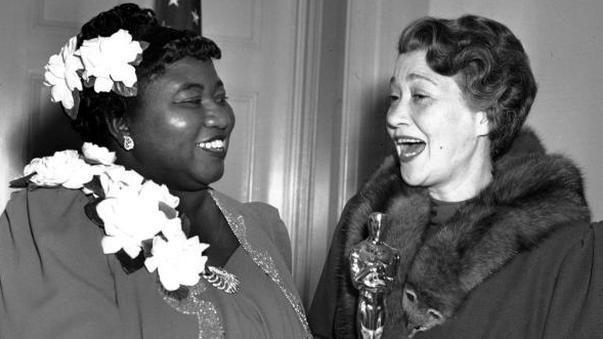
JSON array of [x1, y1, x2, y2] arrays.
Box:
[[163, 190, 311, 338]]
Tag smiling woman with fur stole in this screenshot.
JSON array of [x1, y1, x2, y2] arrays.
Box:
[[309, 15, 603, 338]]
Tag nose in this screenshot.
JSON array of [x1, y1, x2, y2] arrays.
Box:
[[386, 99, 411, 130], [203, 104, 231, 129]]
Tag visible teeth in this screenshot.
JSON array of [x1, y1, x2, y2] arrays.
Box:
[[197, 139, 225, 150], [396, 137, 424, 144]]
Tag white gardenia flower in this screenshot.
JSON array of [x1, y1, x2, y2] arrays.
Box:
[[145, 219, 209, 291], [23, 150, 93, 189], [139, 180, 180, 209], [97, 188, 168, 258], [99, 165, 144, 198], [43, 36, 84, 109], [77, 29, 142, 93], [82, 142, 116, 165]]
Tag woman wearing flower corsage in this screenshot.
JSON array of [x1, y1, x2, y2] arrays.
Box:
[[0, 4, 310, 339]]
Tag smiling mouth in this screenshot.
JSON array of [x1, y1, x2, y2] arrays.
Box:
[[196, 138, 226, 154], [394, 136, 426, 161]]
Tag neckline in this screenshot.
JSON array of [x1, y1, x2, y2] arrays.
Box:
[[430, 196, 469, 206], [429, 197, 467, 227], [209, 190, 311, 335]]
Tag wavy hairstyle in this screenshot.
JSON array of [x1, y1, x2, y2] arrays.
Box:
[[398, 15, 537, 159], [71, 3, 221, 146]]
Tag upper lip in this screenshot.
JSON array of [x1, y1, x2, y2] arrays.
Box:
[[392, 134, 425, 144]]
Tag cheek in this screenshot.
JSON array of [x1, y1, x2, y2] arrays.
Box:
[[132, 113, 199, 153], [420, 110, 471, 157], [167, 116, 188, 129], [429, 133, 468, 161], [417, 117, 450, 156], [154, 112, 198, 138]]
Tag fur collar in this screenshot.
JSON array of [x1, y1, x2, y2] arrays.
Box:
[[333, 130, 591, 337]]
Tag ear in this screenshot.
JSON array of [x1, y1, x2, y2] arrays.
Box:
[[474, 111, 489, 137], [104, 114, 130, 148]]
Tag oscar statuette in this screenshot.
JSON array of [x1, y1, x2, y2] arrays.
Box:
[[349, 212, 400, 339]]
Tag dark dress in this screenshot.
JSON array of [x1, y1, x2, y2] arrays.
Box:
[[414, 220, 603, 338], [420, 200, 602, 338], [0, 187, 311, 338]]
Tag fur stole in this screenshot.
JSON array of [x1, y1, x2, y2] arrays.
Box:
[[332, 130, 591, 338]]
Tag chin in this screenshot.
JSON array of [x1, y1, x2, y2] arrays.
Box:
[[203, 168, 225, 185], [398, 160, 427, 187], [401, 168, 439, 189], [400, 169, 424, 187]]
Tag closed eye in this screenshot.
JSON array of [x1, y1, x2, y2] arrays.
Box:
[[412, 93, 429, 102], [173, 95, 201, 104], [177, 98, 202, 106], [410, 85, 432, 104]]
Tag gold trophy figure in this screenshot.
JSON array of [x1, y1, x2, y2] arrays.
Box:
[[349, 212, 400, 339]]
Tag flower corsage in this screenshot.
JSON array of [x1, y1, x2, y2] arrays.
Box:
[[43, 29, 148, 119], [12, 143, 239, 295]]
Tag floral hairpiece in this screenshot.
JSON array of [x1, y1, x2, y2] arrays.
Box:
[[12, 143, 239, 294], [43, 29, 148, 119]]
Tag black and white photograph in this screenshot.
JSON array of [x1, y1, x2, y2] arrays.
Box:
[[0, 1, 602, 338]]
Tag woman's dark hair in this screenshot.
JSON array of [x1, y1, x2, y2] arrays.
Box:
[[398, 15, 537, 159], [71, 3, 221, 146]]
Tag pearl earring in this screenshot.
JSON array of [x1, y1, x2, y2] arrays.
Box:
[[123, 135, 135, 151]]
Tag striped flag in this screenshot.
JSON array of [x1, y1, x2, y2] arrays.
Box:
[[155, 0, 201, 33]]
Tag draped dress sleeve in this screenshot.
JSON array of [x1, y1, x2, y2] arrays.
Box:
[[0, 187, 123, 339], [243, 201, 293, 272], [198, 192, 311, 338]]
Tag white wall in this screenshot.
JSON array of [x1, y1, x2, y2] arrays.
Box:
[[428, 0, 603, 220]]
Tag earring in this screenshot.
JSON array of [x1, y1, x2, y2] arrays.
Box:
[[123, 135, 135, 151]]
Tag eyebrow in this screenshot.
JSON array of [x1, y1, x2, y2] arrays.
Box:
[[176, 80, 225, 92], [390, 73, 438, 87], [178, 83, 204, 92], [407, 73, 438, 85]]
